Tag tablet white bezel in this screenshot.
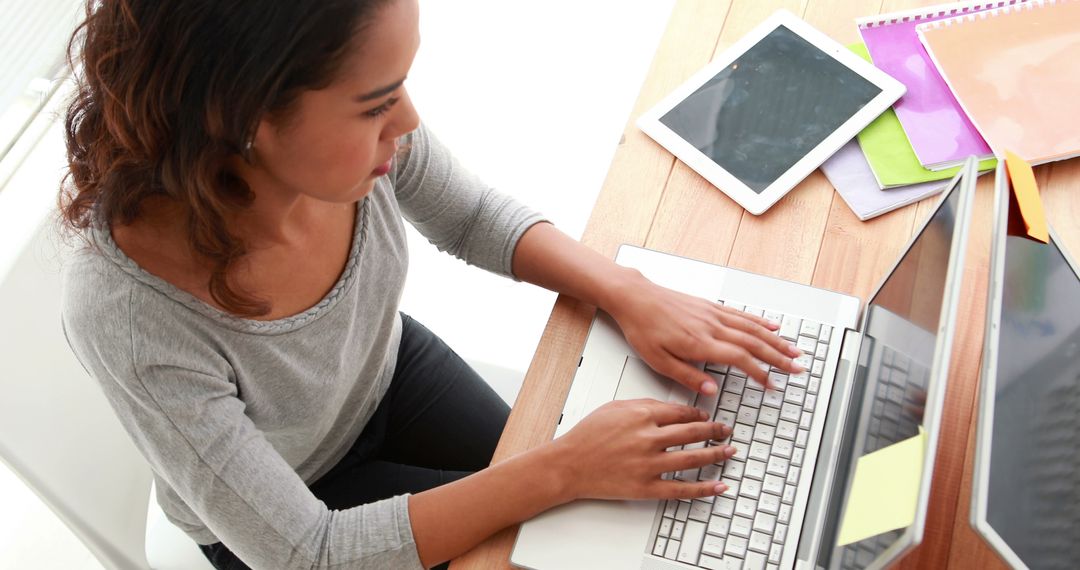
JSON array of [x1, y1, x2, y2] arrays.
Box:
[[636, 10, 906, 215]]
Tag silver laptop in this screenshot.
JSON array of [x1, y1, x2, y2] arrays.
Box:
[[971, 164, 1080, 569], [511, 156, 979, 570]]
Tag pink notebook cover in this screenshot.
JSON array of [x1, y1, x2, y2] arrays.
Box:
[[857, 1, 1020, 169]]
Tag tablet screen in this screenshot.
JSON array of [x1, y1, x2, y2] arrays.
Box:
[[659, 25, 882, 193]]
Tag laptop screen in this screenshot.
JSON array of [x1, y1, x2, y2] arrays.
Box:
[[817, 173, 966, 569], [980, 233, 1080, 567]]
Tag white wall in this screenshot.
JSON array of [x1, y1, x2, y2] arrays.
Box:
[[401, 1, 675, 400]]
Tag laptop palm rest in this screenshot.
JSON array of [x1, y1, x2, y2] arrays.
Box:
[[511, 355, 688, 569]]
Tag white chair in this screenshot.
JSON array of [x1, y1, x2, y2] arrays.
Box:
[[0, 102, 213, 570]]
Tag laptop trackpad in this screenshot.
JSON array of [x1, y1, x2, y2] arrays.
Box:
[[617, 356, 695, 406]]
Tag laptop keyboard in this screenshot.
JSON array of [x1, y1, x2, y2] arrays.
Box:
[[649, 301, 834, 570]]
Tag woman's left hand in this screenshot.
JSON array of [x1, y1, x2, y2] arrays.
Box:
[[603, 269, 805, 395]]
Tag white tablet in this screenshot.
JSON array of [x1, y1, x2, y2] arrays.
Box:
[[637, 10, 905, 215]]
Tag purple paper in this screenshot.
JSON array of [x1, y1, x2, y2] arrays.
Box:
[[821, 140, 945, 221], [858, 1, 1013, 168]]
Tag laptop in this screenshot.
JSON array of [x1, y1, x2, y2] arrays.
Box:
[[511, 156, 979, 570], [971, 163, 1080, 569]]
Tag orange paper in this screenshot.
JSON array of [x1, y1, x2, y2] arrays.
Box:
[[917, 0, 1080, 165], [1005, 150, 1048, 244]]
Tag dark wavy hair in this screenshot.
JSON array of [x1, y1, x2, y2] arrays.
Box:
[[60, 0, 392, 317]]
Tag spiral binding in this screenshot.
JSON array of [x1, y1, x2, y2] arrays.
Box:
[[857, 0, 1027, 28], [917, 0, 1065, 30]]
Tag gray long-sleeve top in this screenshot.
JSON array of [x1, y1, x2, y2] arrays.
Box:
[[60, 124, 546, 569]]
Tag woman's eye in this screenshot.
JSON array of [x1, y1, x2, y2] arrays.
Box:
[[364, 97, 400, 118]]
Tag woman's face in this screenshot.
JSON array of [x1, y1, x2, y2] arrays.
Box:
[[248, 0, 422, 204]]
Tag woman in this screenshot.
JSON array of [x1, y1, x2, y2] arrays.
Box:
[[58, 0, 804, 568]]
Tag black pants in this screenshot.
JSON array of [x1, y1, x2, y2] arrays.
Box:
[[199, 314, 511, 570]]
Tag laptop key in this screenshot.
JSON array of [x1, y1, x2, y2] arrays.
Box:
[[799, 320, 820, 338], [740, 477, 762, 500], [819, 324, 832, 342], [787, 467, 801, 486], [735, 496, 757, 519], [737, 405, 759, 425], [752, 424, 776, 444], [659, 517, 674, 537], [665, 538, 681, 559], [722, 460, 745, 479], [796, 336, 816, 354], [672, 520, 685, 540], [799, 410, 813, 430], [719, 392, 741, 413], [749, 441, 771, 462], [782, 484, 796, 505], [725, 534, 749, 558], [758, 406, 780, 426], [664, 500, 677, 518], [707, 516, 730, 538], [753, 512, 776, 534], [810, 361, 824, 379], [742, 389, 763, 408], [677, 520, 706, 564], [776, 421, 798, 440], [762, 390, 784, 408], [779, 316, 800, 340], [766, 456, 789, 478], [690, 500, 711, 522], [730, 516, 753, 539], [759, 493, 781, 516], [730, 421, 756, 442], [796, 429, 809, 448], [778, 504, 792, 524], [785, 386, 806, 406], [724, 375, 746, 394], [815, 343, 828, 360], [720, 477, 739, 499], [699, 554, 726, 570], [652, 537, 667, 557], [749, 531, 772, 555], [714, 497, 736, 517], [703, 534, 726, 558], [700, 464, 722, 481], [744, 459, 767, 481], [763, 474, 784, 496], [774, 524, 788, 543], [780, 402, 801, 423], [791, 447, 804, 467], [788, 371, 810, 389], [771, 439, 793, 460], [676, 501, 691, 521], [745, 550, 767, 570], [767, 371, 788, 391], [769, 542, 783, 564], [716, 409, 737, 428]]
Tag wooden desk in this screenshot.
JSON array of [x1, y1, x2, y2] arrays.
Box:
[[451, 1, 1080, 568]]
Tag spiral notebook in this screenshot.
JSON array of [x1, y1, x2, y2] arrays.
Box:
[[917, 0, 1080, 165], [856, 0, 1022, 171]]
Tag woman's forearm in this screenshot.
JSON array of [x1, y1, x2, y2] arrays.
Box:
[[511, 222, 646, 313], [407, 442, 571, 568]]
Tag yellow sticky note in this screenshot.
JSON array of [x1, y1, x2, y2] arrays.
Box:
[[1005, 150, 1049, 244], [836, 429, 927, 547]]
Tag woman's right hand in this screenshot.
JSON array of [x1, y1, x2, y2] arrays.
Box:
[[548, 398, 738, 502]]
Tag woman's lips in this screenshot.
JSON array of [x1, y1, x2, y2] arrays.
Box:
[[372, 158, 393, 177]]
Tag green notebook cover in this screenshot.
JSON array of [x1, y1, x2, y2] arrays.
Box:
[[849, 43, 996, 188]]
